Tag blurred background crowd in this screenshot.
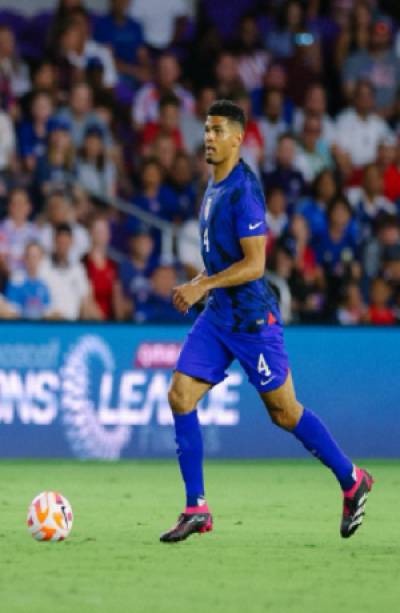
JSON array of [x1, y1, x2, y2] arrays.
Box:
[[0, 0, 399, 324]]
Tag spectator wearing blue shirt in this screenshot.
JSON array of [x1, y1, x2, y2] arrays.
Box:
[[252, 62, 295, 122], [265, 0, 308, 60], [94, 0, 150, 90], [296, 169, 339, 240], [314, 195, 359, 274], [162, 152, 196, 223], [116, 225, 157, 320], [263, 133, 305, 212], [314, 195, 360, 317], [5, 241, 53, 320], [346, 163, 396, 243], [132, 158, 171, 219], [134, 264, 195, 324], [17, 91, 54, 173], [34, 117, 77, 202], [132, 157, 176, 257]]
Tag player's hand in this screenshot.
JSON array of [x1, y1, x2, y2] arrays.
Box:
[[172, 278, 209, 313]]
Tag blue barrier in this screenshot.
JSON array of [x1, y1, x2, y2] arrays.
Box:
[[0, 323, 398, 459]]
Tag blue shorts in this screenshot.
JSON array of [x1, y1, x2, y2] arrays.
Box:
[[176, 311, 289, 393]]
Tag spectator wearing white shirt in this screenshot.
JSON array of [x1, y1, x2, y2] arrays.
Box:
[[347, 163, 396, 241], [132, 52, 195, 129], [335, 80, 392, 168], [0, 26, 31, 99], [129, 0, 188, 50], [59, 8, 118, 89], [293, 83, 335, 145], [294, 114, 333, 183], [266, 186, 289, 241], [39, 223, 101, 321], [39, 191, 90, 263], [0, 188, 39, 276], [0, 110, 16, 171]]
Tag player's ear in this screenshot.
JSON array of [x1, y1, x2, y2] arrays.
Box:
[[236, 128, 244, 149]]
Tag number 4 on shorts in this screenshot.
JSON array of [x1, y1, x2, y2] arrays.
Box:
[[257, 353, 271, 377]]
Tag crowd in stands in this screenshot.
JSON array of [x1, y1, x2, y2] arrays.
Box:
[[0, 0, 399, 325]]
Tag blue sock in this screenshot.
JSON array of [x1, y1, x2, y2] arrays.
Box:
[[173, 410, 205, 507], [293, 408, 355, 490]]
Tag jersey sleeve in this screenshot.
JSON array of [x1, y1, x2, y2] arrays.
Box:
[[233, 183, 267, 239]]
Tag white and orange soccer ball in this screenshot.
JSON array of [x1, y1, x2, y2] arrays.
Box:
[[27, 491, 73, 542]]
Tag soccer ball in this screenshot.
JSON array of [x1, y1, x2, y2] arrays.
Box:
[[27, 491, 73, 542]]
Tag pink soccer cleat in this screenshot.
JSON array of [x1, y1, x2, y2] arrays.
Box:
[[341, 467, 374, 538]]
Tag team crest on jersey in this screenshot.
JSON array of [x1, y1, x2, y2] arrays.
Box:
[[204, 197, 212, 220]]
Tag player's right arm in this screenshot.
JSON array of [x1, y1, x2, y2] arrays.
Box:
[[201, 234, 266, 291]]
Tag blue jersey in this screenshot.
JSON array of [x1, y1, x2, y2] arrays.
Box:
[[5, 273, 50, 320], [199, 160, 281, 332]]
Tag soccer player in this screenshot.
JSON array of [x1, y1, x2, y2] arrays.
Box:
[[160, 100, 373, 543]]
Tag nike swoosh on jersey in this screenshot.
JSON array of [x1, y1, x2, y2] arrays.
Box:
[[260, 376, 276, 386], [249, 222, 263, 230]]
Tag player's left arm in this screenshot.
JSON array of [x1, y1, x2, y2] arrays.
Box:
[[173, 235, 266, 313]]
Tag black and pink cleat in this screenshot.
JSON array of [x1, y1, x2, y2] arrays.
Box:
[[160, 505, 213, 543], [341, 467, 374, 538]]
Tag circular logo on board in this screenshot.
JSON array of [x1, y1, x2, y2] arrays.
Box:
[[60, 335, 131, 459]]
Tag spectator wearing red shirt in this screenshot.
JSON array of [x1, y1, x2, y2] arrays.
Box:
[[142, 94, 183, 154], [82, 215, 118, 319], [290, 213, 319, 282], [383, 140, 400, 205], [366, 277, 395, 325]]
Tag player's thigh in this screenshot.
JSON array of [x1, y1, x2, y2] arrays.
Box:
[[228, 324, 289, 393], [226, 325, 302, 429], [259, 370, 303, 430], [175, 314, 234, 388], [168, 371, 212, 415], [172, 313, 234, 414]]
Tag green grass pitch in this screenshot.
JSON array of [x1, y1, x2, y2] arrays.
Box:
[[0, 459, 398, 613]]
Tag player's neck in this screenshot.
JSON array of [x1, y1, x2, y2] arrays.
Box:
[[212, 155, 240, 184]]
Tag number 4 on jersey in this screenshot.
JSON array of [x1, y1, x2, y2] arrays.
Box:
[[257, 353, 271, 377], [203, 228, 210, 253]]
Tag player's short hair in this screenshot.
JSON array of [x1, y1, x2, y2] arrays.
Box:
[[207, 100, 246, 130]]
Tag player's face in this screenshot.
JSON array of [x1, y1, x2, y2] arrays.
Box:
[[204, 116, 242, 165]]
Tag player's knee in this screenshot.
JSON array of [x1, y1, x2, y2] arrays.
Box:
[[168, 385, 194, 415], [268, 401, 303, 431]]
